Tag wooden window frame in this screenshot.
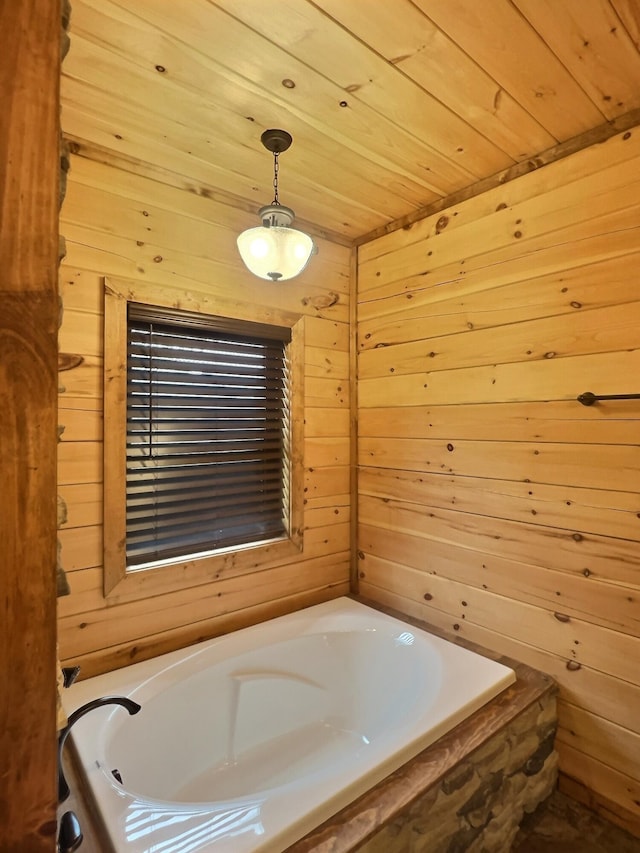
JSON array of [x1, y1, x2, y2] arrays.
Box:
[[103, 277, 304, 602]]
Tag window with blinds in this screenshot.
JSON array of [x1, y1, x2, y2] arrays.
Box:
[[126, 305, 291, 567]]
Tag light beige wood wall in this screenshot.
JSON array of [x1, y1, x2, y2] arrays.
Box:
[[357, 125, 640, 837], [57, 153, 351, 677]]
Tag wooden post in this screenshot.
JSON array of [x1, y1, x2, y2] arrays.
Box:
[[0, 1, 61, 850]]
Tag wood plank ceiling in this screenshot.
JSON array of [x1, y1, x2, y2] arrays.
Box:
[[61, 0, 640, 244]]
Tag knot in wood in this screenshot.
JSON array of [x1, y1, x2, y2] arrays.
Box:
[[435, 215, 449, 234]]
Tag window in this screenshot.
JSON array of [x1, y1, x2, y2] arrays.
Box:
[[126, 306, 291, 566], [103, 278, 304, 600]]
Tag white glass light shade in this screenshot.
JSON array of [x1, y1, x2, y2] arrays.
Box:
[[237, 204, 316, 282], [237, 225, 315, 281]]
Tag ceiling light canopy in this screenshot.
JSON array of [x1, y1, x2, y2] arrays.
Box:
[[237, 129, 316, 282]]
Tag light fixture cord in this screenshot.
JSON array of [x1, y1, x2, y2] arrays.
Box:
[[272, 151, 280, 206]]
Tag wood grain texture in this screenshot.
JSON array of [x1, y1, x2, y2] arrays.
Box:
[[356, 527, 640, 638], [0, 1, 60, 849], [357, 123, 640, 836], [412, 0, 605, 138], [316, 0, 555, 161], [358, 252, 640, 351], [514, 0, 640, 120]]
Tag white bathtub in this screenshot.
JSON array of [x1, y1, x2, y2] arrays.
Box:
[[63, 597, 515, 852]]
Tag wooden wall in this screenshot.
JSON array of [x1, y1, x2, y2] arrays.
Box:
[[1, 1, 60, 848], [356, 125, 640, 836], [57, 151, 352, 677]]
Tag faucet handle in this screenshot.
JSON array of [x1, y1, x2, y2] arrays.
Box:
[[57, 810, 83, 853]]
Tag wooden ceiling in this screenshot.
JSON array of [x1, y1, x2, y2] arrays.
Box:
[[61, 0, 640, 244]]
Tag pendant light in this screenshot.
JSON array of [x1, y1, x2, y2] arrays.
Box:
[[237, 129, 316, 282]]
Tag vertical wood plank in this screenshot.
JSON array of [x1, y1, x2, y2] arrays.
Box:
[[102, 282, 128, 595], [287, 316, 306, 548], [349, 246, 360, 593], [0, 0, 60, 850]]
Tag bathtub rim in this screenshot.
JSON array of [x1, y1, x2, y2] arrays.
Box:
[[59, 594, 556, 853]]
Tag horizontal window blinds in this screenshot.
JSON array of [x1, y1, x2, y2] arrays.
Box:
[[126, 308, 290, 566]]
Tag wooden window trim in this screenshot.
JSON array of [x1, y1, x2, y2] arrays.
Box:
[[103, 277, 304, 603]]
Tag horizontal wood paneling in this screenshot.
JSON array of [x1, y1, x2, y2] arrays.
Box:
[[358, 347, 640, 408], [359, 468, 640, 542], [358, 253, 640, 351], [357, 124, 640, 836], [358, 436, 640, 495], [58, 155, 351, 672], [357, 521, 640, 634], [359, 301, 640, 378], [557, 702, 640, 780], [359, 494, 640, 589], [358, 401, 640, 444]]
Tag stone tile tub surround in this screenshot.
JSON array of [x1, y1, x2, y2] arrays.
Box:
[[285, 598, 557, 853]]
